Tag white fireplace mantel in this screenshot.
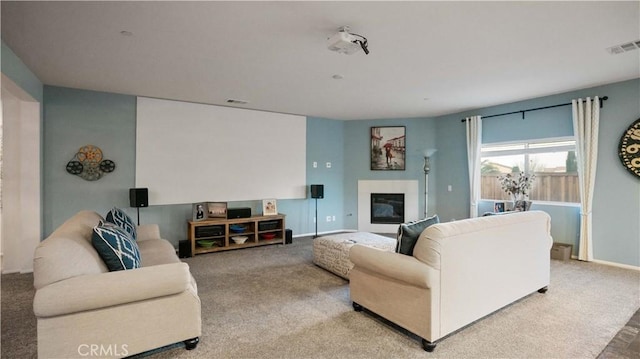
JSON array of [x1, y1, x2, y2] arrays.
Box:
[[358, 180, 419, 233]]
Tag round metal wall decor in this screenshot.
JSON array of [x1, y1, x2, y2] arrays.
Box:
[[618, 118, 640, 178], [66, 145, 116, 181]]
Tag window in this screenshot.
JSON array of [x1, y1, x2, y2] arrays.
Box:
[[481, 138, 579, 203]]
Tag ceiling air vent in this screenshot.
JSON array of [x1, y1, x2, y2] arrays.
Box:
[[606, 39, 640, 55]]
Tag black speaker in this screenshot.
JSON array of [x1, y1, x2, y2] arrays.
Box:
[[310, 184, 324, 199], [178, 240, 191, 258], [129, 188, 149, 208], [285, 229, 293, 244], [227, 207, 252, 219]]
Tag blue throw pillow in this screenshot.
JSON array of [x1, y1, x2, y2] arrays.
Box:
[[396, 214, 440, 255], [92, 221, 141, 271], [105, 207, 137, 240]]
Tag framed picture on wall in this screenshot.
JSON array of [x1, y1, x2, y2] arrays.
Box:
[[494, 201, 506, 213], [371, 126, 406, 170], [207, 202, 228, 218], [262, 199, 278, 216], [192, 202, 208, 222]]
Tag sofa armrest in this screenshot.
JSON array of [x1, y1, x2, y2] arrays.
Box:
[[137, 223, 161, 241], [349, 244, 437, 289], [34, 262, 194, 318]]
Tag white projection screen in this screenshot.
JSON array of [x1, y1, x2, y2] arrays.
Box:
[[136, 97, 307, 205]]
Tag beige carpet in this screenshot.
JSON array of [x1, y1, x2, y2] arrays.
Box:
[[2, 236, 639, 358]]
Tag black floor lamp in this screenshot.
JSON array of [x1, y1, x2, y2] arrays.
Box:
[[310, 184, 324, 238]]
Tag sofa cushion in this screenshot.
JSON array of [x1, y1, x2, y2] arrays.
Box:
[[92, 222, 141, 271], [396, 214, 440, 255], [137, 238, 181, 267], [105, 207, 137, 240]]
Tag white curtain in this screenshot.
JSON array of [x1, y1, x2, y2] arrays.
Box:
[[572, 97, 600, 262], [466, 116, 482, 218]]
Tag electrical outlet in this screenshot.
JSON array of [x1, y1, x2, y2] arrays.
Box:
[[326, 216, 331, 222], [332, 215, 336, 221], [448, 185, 452, 192], [313, 217, 316, 223], [326, 162, 331, 168]]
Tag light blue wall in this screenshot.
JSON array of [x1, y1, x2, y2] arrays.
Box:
[[431, 115, 469, 223], [433, 79, 640, 266], [34, 80, 640, 266], [586, 79, 639, 266], [306, 117, 345, 233], [343, 118, 438, 229], [41, 87, 347, 243], [43, 86, 137, 235]]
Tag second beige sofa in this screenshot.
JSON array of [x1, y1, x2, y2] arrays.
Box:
[[349, 211, 552, 352], [33, 210, 201, 358]]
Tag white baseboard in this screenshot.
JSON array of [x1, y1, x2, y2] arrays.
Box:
[[571, 255, 640, 271], [592, 259, 640, 271], [293, 229, 357, 238]]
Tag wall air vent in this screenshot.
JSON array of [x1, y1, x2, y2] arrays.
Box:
[[606, 39, 640, 55]]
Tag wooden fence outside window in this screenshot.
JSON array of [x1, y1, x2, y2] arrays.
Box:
[[481, 173, 580, 203]]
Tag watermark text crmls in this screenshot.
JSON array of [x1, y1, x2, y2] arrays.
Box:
[[77, 344, 129, 357]]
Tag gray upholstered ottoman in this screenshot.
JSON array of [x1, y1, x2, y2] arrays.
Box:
[[312, 232, 397, 279]]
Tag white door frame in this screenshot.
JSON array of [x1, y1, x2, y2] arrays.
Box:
[[1, 73, 41, 274]]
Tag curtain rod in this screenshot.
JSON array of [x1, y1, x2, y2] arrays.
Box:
[[460, 96, 609, 122]]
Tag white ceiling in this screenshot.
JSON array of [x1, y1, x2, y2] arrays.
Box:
[[2, 1, 639, 120]]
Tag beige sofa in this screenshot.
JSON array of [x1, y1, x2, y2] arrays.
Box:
[[33, 210, 201, 358], [349, 211, 552, 351]]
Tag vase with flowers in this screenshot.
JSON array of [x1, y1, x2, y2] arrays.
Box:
[[497, 172, 536, 211]]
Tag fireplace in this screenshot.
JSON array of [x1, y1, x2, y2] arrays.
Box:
[[371, 193, 405, 224], [358, 180, 417, 233]]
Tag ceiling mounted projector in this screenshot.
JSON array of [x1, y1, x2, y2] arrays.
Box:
[[327, 26, 369, 55]]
